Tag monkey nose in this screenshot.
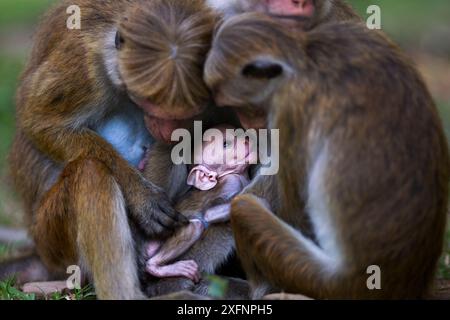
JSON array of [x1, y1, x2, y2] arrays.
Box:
[[267, 0, 315, 17]]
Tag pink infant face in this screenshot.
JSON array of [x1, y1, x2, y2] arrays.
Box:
[[199, 125, 257, 174], [188, 125, 257, 191]]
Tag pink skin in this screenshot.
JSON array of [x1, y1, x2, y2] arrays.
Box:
[[146, 221, 204, 283], [266, 0, 315, 17], [197, 124, 258, 173], [145, 125, 257, 281]]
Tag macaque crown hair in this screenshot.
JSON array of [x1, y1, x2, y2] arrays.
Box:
[[119, 0, 215, 111], [205, 13, 301, 90]]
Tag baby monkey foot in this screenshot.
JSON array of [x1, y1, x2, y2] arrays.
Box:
[[146, 260, 200, 283]]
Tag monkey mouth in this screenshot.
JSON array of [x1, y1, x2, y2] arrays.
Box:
[[144, 114, 192, 144], [269, 14, 313, 29], [235, 108, 267, 130]]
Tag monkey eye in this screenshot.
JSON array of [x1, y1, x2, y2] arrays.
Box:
[[115, 31, 124, 50], [242, 60, 283, 80]]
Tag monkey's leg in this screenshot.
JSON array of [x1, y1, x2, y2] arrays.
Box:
[[231, 194, 337, 299], [145, 221, 204, 281], [33, 159, 145, 300], [146, 220, 204, 268]]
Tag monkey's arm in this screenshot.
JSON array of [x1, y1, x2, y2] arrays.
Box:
[[241, 171, 280, 213], [204, 203, 230, 224], [201, 173, 249, 223]]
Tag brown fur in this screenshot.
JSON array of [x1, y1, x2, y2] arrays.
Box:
[[204, 14, 450, 299], [9, 0, 216, 299], [139, 143, 249, 299], [119, 0, 215, 115]]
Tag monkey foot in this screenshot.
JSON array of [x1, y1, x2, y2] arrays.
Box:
[[146, 260, 200, 283]]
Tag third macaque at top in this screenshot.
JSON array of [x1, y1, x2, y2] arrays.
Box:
[[207, 0, 360, 30]]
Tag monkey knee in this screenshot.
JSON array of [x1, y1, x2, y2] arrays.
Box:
[[73, 158, 111, 180], [231, 194, 268, 221]]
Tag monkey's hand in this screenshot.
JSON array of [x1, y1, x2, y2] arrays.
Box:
[[129, 180, 188, 238]]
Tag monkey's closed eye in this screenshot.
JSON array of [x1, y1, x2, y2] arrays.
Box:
[[115, 31, 124, 50], [242, 60, 283, 80], [223, 140, 232, 149]]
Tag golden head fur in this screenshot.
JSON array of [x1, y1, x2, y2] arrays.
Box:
[[118, 0, 216, 115]]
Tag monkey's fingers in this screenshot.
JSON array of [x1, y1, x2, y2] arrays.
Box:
[[176, 260, 200, 283], [155, 208, 187, 234], [157, 201, 189, 226]]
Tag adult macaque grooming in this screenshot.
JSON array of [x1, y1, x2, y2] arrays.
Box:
[[204, 14, 449, 299], [144, 125, 256, 282], [9, 0, 215, 299], [207, 0, 360, 30], [205, 0, 361, 223]]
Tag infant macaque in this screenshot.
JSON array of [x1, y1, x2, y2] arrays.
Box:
[[144, 124, 257, 282]]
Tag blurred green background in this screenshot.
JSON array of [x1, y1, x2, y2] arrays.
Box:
[[0, 0, 449, 278]]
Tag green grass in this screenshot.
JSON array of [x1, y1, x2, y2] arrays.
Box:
[[437, 101, 450, 146], [0, 278, 96, 300], [0, 0, 55, 27], [0, 56, 23, 168], [0, 56, 23, 226], [0, 244, 9, 257], [348, 0, 450, 46], [0, 278, 36, 300]]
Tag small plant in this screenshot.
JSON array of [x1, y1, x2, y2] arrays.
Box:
[[206, 275, 229, 299], [0, 278, 36, 300], [0, 244, 9, 258], [46, 284, 97, 301], [68, 285, 97, 300]]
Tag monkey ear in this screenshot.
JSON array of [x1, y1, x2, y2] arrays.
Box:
[[187, 166, 218, 191], [242, 60, 284, 80]]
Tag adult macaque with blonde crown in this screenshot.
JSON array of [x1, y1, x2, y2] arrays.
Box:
[[5, 0, 364, 300], [9, 0, 218, 299], [204, 14, 449, 299]]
